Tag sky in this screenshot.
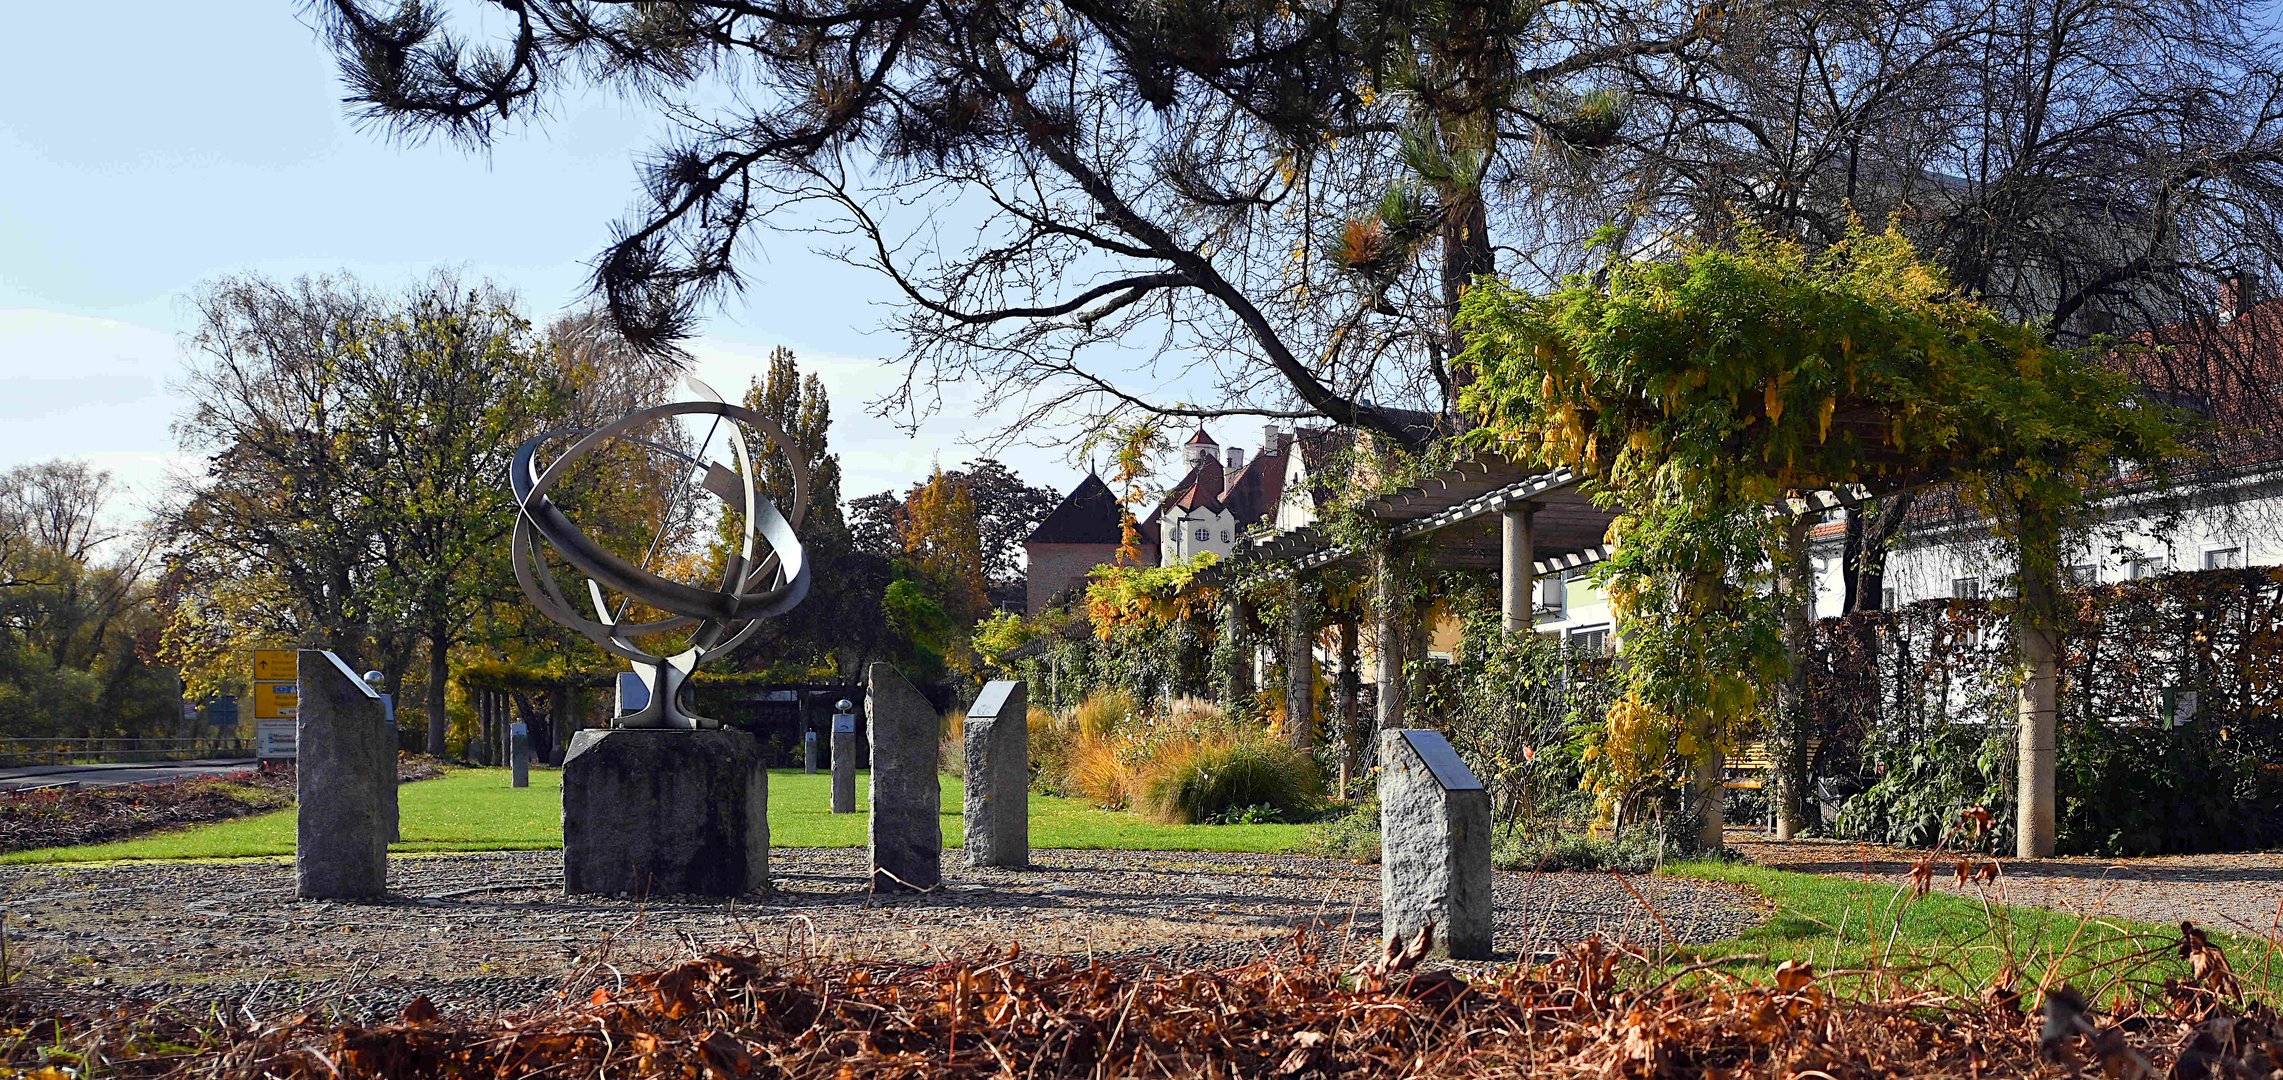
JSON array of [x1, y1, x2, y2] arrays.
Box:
[[0, 4, 1204, 530]]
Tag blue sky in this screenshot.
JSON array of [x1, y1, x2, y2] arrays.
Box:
[[0, 3, 1180, 525]]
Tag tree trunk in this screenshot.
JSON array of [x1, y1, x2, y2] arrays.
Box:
[[1842, 492, 1917, 613], [2015, 511, 2062, 858], [1373, 544, 1407, 734], [1776, 515, 1814, 840], [1694, 740, 1725, 853], [425, 629, 450, 758], [1284, 588, 1316, 753], [1336, 619, 1362, 797]]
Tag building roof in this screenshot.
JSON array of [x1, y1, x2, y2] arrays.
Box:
[[1185, 426, 1219, 446], [1025, 473, 1126, 546]]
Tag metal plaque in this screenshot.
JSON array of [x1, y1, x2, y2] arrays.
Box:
[[832, 714, 856, 733], [969, 680, 1018, 721], [1398, 730, 1484, 791]]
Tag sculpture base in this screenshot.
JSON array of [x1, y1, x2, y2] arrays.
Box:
[[563, 728, 768, 897]]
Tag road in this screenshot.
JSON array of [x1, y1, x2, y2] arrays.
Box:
[[0, 758, 259, 791]]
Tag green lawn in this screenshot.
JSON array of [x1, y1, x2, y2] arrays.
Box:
[[0, 767, 1312, 863], [1666, 860, 2283, 1000]]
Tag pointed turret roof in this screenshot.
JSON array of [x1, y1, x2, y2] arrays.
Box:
[[1026, 473, 1126, 545], [1185, 426, 1218, 446]]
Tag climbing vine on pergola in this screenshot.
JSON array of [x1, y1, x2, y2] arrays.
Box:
[[1453, 226, 2183, 851]]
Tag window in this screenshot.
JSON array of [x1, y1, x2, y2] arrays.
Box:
[[1194, 528, 1211, 542], [1537, 574, 1565, 615], [1221, 530, 1230, 543], [1569, 627, 1612, 656], [1951, 577, 1982, 600], [2130, 555, 2169, 580], [2065, 564, 2098, 588], [2204, 546, 2245, 570]]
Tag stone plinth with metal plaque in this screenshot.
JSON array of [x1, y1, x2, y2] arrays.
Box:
[[1378, 728, 1492, 959], [296, 649, 393, 900], [962, 679, 1028, 869]]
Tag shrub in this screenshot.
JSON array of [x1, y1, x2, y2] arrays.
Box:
[[1305, 798, 1381, 863], [1491, 828, 1668, 874], [1140, 741, 1322, 825]]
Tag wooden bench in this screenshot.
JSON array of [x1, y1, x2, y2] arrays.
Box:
[[1722, 739, 1818, 790]]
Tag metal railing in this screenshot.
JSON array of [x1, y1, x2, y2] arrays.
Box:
[[0, 738, 256, 768]]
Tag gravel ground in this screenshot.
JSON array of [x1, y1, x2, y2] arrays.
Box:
[[0, 849, 1763, 1021], [1728, 829, 2283, 934]]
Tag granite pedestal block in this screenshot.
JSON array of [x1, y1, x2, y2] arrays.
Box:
[[962, 680, 1029, 868], [297, 649, 392, 900], [562, 728, 769, 897], [1379, 728, 1492, 959], [866, 663, 941, 891]]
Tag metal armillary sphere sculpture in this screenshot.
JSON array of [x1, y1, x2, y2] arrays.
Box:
[[509, 377, 809, 730]]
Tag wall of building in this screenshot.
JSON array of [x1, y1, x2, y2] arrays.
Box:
[[1159, 507, 1239, 566], [1025, 541, 1122, 615]]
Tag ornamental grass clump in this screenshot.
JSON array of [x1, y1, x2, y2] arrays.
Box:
[[1140, 740, 1323, 824]]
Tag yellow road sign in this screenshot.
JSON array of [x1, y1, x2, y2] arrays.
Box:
[[253, 649, 296, 682], [251, 680, 298, 719]]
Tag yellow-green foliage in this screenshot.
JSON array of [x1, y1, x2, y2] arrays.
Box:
[[1453, 224, 2186, 804]]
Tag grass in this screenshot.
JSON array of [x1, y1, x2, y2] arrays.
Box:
[[0, 767, 1313, 864], [1664, 859, 2283, 1000]]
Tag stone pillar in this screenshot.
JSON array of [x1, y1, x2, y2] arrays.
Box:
[[510, 721, 531, 788], [830, 698, 857, 813], [2016, 513, 2061, 858], [296, 649, 391, 900], [561, 728, 768, 896], [1374, 545, 1407, 734], [962, 680, 1029, 868], [867, 663, 942, 892], [1500, 507, 1536, 635], [1283, 588, 1317, 752], [1378, 729, 1491, 960], [1775, 514, 1813, 841], [804, 728, 819, 774]]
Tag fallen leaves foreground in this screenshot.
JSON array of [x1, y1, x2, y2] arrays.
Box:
[[7, 926, 2278, 1078]]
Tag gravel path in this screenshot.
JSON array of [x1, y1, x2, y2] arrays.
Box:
[[1728, 830, 2283, 934], [0, 849, 1763, 1020]]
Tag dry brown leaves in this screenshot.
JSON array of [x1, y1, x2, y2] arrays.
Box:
[[12, 924, 2283, 1079]]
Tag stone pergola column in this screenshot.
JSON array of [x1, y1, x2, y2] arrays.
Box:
[[1374, 543, 1408, 733], [1500, 505, 1537, 635], [1283, 585, 1316, 751], [2016, 514, 2062, 858]]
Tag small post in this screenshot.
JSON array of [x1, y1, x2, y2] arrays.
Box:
[[867, 662, 942, 892], [510, 721, 531, 788], [804, 728, 819, 774], [830, 698, 857, 813], [297, 650, 391, 900], [1379, 728, 1491, 960], [963, 680, 1029, 868]]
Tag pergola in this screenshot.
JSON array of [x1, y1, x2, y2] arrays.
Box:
[[1204, 453, 1876, 846]]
